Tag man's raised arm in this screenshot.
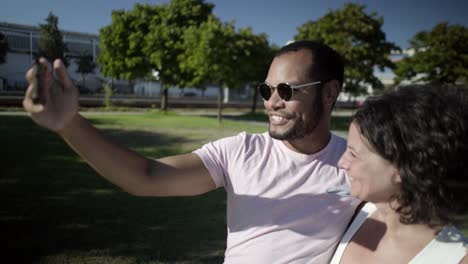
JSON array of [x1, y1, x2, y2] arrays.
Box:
[[23, 58, 216, 197]]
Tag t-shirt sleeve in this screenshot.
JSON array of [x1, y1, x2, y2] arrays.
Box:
[[193, 132, 247, 189]]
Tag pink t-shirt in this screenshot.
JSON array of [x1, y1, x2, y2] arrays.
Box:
[[194, 132, 359, 263]]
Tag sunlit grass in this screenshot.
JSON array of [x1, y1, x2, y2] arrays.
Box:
[[1, 112, 258, 263]]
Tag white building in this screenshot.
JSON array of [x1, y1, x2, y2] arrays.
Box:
[[0, 22, 250, 101], [0, 21, 106, 92]]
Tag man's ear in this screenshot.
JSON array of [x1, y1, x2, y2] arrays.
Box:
[[323, 80, 340, 107]]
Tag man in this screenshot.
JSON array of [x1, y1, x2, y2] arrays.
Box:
[[23, 40, 358, 263]]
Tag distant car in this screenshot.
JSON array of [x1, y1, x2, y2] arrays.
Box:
[[183, 92, 197, 97], [354, 100, 364, 108], [77, 85, 92, 94]]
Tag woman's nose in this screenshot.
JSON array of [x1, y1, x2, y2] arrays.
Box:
[[337, 154, 349, 170]]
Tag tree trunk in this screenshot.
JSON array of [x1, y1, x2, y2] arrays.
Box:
[[250, 85, 259, 114], [160, 81, 168, 111], [82, 73, 86, 91], [217, 86, 223, 123]]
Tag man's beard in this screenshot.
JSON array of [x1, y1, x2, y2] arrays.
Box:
[[269, 90, 324, 141]]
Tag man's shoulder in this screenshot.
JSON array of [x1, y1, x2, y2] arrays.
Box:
[[201, 131, 271, 151], [319, 133, 347, 161], [227, 131, 272, 143], [330, 133, 347, 149], [240, 131, 272, 149]]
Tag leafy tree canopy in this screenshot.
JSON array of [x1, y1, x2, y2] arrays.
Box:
[[38, 12, 68, 66], [181, 16, 273, 120], [99, 0, 214, 110], [181, 16, 237, 88], [235, 28, 273, 86], [143, 0, 214, 86], [295, 3, 399, 95], [181, 19, 272, 89], [234, 28, 274, 113], [99, 4, 160, 80], [395, 22, 468, 86]]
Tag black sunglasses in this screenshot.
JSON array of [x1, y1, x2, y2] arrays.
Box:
[[257, 81, 322, 101]]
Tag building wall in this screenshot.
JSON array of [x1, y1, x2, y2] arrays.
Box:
[[0, 22, 235, 99], [1, 22, 104, 91], [0, 52, 31, 89]]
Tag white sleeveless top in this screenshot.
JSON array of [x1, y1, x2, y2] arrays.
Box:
[[330, 203, 467, 264]]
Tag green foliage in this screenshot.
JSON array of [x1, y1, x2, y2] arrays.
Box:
[[295, 3, 399, 96], [181, 16, 237, 88], [182, 20, 272, 89], [98, 0, 273, 114], [0, 32, 8, 64], [395, 23, 468, 85], [181, 17, 273, 120], [235, 28, 273, 86], [143, 0, 214, 85], [38, 12, 68, 66], [180, 16, 237, 121], [99, 0, 214, 111], [99, 4, 159, 80], [234, 29, 274, 113]]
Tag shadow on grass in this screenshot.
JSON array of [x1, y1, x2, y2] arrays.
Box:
[[0, 115, 227, 263]]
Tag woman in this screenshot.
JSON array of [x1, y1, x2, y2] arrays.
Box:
[[330, 85, 468, 264]]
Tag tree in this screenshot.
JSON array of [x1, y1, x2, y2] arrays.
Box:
[[233, 29, 274, 114], [395, 23, 468, 86], [182, 17, 273, 121], [295, 3, 399, 96], [181, 16, 238, 122], [0, 32, 8, 64], [99, 0, 214, 111], [144, 0, 214, 111], [38, 12, 68, 66], [75, 52, 97, 90], [99, 4, 158, 82]]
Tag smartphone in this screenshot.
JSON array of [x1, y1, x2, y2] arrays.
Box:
[[32, 58, 42, 104]]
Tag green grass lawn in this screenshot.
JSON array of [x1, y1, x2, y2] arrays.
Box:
[[0, 111, 270, 263], [1, 111, 466, 263]]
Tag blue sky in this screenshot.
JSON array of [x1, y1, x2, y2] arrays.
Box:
[[1, 0, 467, 49]]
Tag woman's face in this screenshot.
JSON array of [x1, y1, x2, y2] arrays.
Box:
[[338, 122, 401, 202]]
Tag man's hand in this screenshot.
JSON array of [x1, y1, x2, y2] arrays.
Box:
[[23, 58, 79, 133]]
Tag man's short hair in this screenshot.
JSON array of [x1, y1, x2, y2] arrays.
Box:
[[276, 40, 344, 89]]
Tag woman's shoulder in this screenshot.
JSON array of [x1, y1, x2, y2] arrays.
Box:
[[409, 225, 467, 264], [329, 202, 377, 264]]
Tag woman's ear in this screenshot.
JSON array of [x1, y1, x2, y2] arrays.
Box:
[[392, 169, 402, 184]]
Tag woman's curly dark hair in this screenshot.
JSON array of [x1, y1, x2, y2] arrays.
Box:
[[353, 85, 468, 226]]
